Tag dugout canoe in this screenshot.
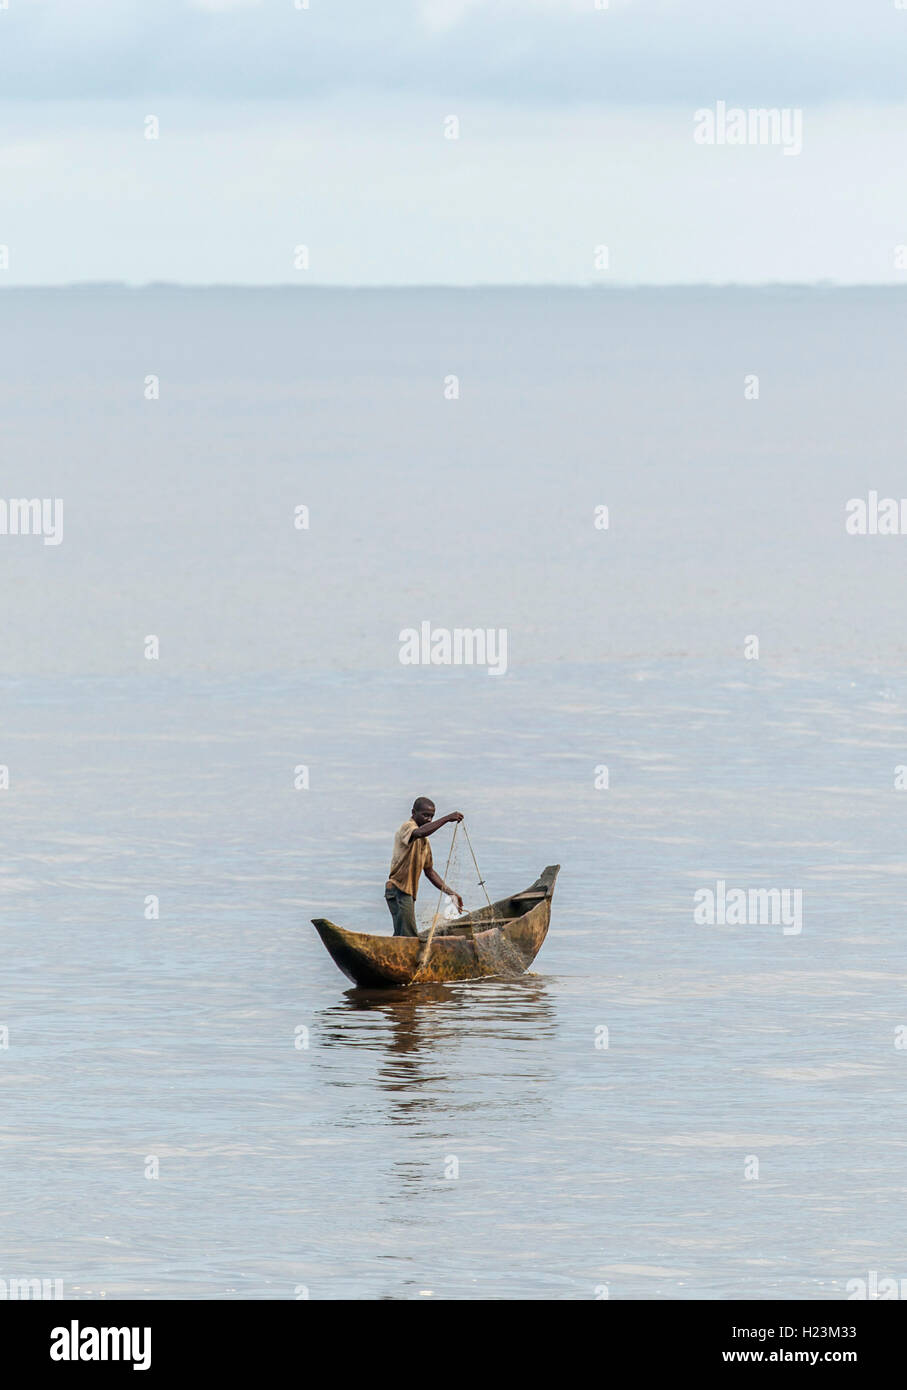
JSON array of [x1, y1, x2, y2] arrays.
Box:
[[311, 865, 560, 988]]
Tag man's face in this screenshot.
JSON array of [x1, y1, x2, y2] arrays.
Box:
[[413, 803, 435, 826]]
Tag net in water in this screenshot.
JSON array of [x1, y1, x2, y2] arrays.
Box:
[[471, 926, 528, 977]]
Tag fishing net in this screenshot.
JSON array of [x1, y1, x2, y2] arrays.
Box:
[[418, 823, 488, 934], [414, 822, 532, 977], [470, 925, 530, 976]]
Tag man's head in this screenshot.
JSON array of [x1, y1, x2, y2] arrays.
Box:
[[412, 797, 435, 826]]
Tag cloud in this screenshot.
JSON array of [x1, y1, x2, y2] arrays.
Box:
[[188, 0, 264, 11], [1, 97, 905, 287], [0, 0, 904, 103], [417, 0, 484, 33]]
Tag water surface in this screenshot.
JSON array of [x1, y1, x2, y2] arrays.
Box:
[[1, 288, 905, 1298]]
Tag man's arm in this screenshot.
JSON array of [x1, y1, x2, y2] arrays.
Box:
[[409, 811, 463, 840], [424, 865, 464, 914]]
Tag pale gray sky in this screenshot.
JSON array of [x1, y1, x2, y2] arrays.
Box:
[[1, 0, 905, 284]]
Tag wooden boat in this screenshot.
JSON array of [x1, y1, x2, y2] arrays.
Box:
[[312, 865, 559, 988]]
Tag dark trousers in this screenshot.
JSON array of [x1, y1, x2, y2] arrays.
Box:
[[385, 885, 418, 937]]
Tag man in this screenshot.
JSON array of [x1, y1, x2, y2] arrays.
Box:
[[385, 798, 465, 937]]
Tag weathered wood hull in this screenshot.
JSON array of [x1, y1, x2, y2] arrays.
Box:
[[312, 865, 559, 988]]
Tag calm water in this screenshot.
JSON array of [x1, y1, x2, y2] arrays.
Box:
[[1, 288, 906, 1299]]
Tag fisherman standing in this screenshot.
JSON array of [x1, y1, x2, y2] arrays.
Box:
[[385, 798, 464, 937]]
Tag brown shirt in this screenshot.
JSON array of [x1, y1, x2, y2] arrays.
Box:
[[386, 819, 432, 899]]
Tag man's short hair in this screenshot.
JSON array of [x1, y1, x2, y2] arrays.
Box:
[[412, 796, 435, 814]]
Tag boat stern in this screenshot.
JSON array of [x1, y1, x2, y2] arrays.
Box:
[[311, 918, 419, 988]]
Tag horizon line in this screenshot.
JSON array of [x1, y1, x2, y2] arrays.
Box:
[[1, 280, 906, 292]]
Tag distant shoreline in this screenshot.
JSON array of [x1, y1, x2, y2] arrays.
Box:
[[1, 282, 906, 295]]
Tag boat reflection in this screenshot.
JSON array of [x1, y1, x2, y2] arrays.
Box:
[[312, 975, 558, 1202], [315, 973, 556, 1110]]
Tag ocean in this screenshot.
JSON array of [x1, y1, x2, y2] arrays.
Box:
[[1, 286, 905, 1298]]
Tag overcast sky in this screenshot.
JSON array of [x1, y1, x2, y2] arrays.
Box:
[[1, 0, 906, 284]]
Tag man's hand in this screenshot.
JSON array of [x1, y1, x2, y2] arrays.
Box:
[[424, 865, 464, 912], [411, 810, 464, 840]]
